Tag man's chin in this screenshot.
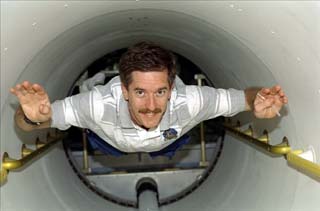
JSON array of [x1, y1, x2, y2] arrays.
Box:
[[141, 119, 161, 129]]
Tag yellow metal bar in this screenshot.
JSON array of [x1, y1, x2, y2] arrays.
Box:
[[36, 137, 46, 149], [0, 167, 8, 186], [258, 130, 269, 143], [199, 122, 209, 167], [21, 144, 34, 157], [82, 129, 89, 173], [0, 131, 66, 186], [286, 152, 320, 179], [223, 123, 291, 155], [195, 74, 209, 167], [223, 120, 320, 180]]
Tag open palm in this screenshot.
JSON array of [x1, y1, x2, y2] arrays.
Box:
[[11, 81, 52, 122], [253, 85, 288, 119]]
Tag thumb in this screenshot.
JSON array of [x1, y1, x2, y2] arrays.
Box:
[[39, 104, 51, 114]]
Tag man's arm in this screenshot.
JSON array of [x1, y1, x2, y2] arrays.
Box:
[[245, 85, 288, 119], [11, 80, 104, 131]]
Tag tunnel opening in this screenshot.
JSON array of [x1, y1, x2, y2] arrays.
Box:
[[136, 177, 159, 209], [60, 47, 226, 207]]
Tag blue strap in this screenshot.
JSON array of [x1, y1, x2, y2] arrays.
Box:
[[86, 130, 190, 158], [149, 134, 190, 159], [86, 130, 127, 157]]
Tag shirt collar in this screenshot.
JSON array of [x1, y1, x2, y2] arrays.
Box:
[[159, 103, 170, 131], [119, 96, 135, 128]]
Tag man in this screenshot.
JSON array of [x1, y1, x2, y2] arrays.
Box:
[[11, 42, 288, 155]]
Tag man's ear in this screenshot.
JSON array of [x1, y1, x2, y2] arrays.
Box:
[[121, 84, 129, 100]]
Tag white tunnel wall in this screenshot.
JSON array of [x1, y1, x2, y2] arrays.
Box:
[[1, 1, 319, 211]]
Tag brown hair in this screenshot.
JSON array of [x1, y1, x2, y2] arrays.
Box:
[[119, 41, 176, 88]]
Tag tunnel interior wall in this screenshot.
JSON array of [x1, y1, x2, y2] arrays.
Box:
[[1, 1, 319, 211]]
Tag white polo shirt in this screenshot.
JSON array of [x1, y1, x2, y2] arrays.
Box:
[[51, 76, 246, 152]]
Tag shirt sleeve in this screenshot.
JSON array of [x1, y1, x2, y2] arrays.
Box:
[[50, 88, 104, 130], [186, 85, 246, 122]]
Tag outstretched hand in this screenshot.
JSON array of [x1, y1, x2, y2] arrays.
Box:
[[253, 85, 288, 119], [10, 81, 52, 122]]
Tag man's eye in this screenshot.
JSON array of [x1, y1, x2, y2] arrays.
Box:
[[156, 90, 166, 97], [135, 90, 144, 97]]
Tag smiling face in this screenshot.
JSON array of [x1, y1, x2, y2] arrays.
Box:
[[121, 70, 173, 130]]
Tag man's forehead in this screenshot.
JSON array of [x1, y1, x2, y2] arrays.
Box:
[[131, 70, 168, 78], [128, 71, 170, 89], [134, 86, 168, 91]]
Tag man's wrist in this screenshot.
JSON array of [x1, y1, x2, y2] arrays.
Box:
[[244, 87, 261, 111], [23, 114, 42, 126]]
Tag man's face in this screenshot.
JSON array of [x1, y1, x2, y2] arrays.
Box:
[[121, 70, 173, 130]]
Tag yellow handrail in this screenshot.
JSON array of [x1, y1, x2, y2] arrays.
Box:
[[195, 74, 209, 167], [224, 119, 320, 180], [1, 131, 67, 186], [286, 151, 320, 180], [224, 122, 291, 155], [82, 129, 90, 173]]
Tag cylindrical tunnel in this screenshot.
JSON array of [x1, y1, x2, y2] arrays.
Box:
[[1, 1, 319, 211]]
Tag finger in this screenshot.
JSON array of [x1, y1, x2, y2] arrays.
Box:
[[261, 88, 271, 95], [20, 89, 28, 96], [255, 93, 267, 105], [281, 96, 288, 104], [274, 96, 289, 109], [10, 86, 24, 98], [276, 92, 288, 103], [270, 85, 281, 95], [32, 84, 45, 95], [279, 90, 285, 97], [22, 81, 37, 94], [14, 84, 28, 96], [22, 81, 31, 90], [256, 88, 271, 101], [16, 83, 28, 93], [10, 87, 18, 96], [15, 84, 22, 91]]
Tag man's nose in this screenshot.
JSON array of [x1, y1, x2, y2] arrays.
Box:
[[145, 95, 156, 111]]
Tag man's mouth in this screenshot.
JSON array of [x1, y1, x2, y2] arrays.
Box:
[[145, 114, 154, 118], [142, 112, 158, 118], [139, 108, 162, 115]]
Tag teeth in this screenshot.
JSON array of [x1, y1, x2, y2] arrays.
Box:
[[145, 113, 155, 117]]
